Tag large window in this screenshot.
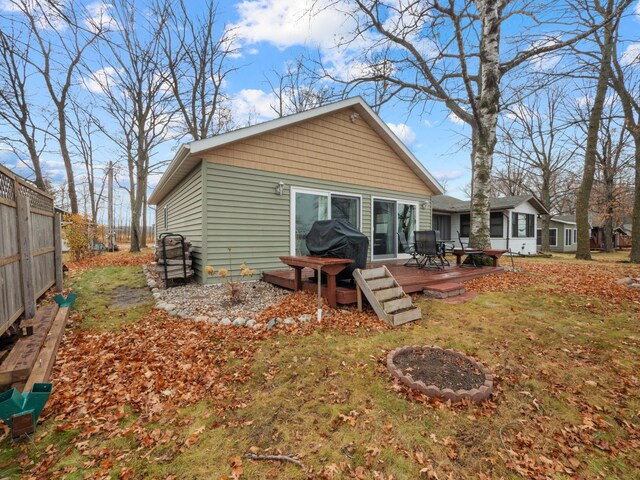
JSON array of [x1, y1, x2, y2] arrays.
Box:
[[536, 228, 557, 246], [512, 212, 534, 238], [565, 228, 573, 247], [433, 214, 451, 240], [293, 189, 360, 255]]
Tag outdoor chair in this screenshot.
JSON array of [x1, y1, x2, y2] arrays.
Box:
[[415, 230, 445, 270], [398, 231, 420, 267], [456, 231, 484, 268]]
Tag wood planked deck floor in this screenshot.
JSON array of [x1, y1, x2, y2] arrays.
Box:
[[262, 259, 504, 305]]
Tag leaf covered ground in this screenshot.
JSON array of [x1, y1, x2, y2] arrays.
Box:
[[1, 251, 639, 479]]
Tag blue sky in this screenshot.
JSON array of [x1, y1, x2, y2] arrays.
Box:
[[1, 0, 639, 224]]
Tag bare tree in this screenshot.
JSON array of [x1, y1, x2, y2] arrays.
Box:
[[267, 58, 336, 117], [0, 27, 48, 189], [571, 0, 627, 259], [94, 0, 173, 252], [160, 0, 237, 141], [68, 101, 107, 223], [496, 87, 577, 251], [6, 0, 104, 213], [610, 28, 640, 262], [317, 0, 630, 247]]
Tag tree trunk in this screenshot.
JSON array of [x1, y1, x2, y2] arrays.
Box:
[[631, 134, 640, 262], [57, 107, 78, 213], [25, 137, 45, 191], [540, 174, 552, 252], [575, 7, 615, 260], [603, 175, 615, 252], [469, 0, 502, 248], [141, 193, 147, 248]]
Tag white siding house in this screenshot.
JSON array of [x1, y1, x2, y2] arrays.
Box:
[[432, 195, 548, 255]]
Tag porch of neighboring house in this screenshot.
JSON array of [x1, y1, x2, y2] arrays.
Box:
[[262, 260, 505, 305]]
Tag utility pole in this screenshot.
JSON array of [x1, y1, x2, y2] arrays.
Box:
[[108, 161, 114, 251]]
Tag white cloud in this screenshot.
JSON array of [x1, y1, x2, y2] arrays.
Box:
[[387, 122, 416, 145], [448, 112, 465, 125], [231, 0, 352, 50], [621, 43, 640, 66], [636, 0, 640, 16], [0, 0, 67, 32], [85, 1, 118, 33], [231, 89, 278, 125], [433, 169, 464, 181], [82, 67, 118, 94], [526, 38, 564, 71]]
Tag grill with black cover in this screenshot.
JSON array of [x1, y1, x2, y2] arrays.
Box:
[[305, 219, 369, 282]]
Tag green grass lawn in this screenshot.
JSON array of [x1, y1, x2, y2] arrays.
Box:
[[1, 252, 639, 479]]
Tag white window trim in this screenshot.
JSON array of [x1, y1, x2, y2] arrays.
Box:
[[290, 186, 363, 256], [536, 228, 558, 247], [371, 196, 420, 262]]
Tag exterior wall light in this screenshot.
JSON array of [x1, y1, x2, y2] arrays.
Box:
[[275, 181, 285, 196]]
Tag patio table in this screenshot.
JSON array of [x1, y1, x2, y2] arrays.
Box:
[[278, 256, 354, 311]]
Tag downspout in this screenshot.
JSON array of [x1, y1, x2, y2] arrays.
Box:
[[503, 211, 510, 250]]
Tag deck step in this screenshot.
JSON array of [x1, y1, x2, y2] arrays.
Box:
[[374, 286, 405, 302], [423, 282, 466, 299], [353, 266, 422, 326], [390, 307, 422, 326], [367, 277, 396, 291], [360, 267, 387, 280], [383, 295, 413, 314]]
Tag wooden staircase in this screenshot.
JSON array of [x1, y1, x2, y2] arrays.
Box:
[[353, 266, 422, 326]]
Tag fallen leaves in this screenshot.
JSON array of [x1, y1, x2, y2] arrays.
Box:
[[66, 250, 153, 273], [467, 261, 640, 311]]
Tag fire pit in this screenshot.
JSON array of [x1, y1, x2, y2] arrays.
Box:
[[387, 345, 493, 403]]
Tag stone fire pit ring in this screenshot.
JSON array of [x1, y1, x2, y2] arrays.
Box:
[[387, 345, 493, 403]]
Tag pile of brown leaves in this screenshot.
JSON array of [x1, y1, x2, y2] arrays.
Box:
[[255, 291, 389, 335], [467, 261, 640, 310], [66, 250, 153, 273]]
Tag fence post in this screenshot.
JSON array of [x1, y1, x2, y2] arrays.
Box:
[[16, 194, 36, 319], [54, 211, 63, 291]]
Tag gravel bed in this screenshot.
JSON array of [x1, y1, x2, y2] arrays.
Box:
[[142, 264, 294, 328]]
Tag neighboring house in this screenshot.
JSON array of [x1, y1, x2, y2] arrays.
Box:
[[540, 214, 577, 253], [432, 194, 548, 254], [591, 221, 632, 250], [149, 97, 444, 283]]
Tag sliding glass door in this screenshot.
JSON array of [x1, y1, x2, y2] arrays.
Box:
[[293, 189, 361, 255], [373, 199, 418, 260]]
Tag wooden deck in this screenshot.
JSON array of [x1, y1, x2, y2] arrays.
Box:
[[262, 260, 504, 305]]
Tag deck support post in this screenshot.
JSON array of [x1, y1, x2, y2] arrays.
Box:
[[356, 283, 363, 312]]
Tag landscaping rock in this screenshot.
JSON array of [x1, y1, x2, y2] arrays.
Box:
[[233, 317, 247, 327], [163, 303, 176, 312], [616, 277, 633, 285], [194, 316, 209, 322], [220, 318, 231, 326], [298, 314, 312, 323], [252, 323, 262, 330], [246, 319, 256, 328], [148, 280, 157, 289], [266, 319, 276, 330], [283, 317, 295, 325]]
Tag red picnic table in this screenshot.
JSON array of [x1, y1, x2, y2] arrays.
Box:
[[279, 256, 354, 309], [452, 248, 508, 267]]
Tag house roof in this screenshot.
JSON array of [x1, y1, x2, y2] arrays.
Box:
[[149, 97, 445, 205], [551, 214, 577, 225], [432, 194, 549, 214]]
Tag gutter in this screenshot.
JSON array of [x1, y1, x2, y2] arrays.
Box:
[[148, 144, 192, 205]]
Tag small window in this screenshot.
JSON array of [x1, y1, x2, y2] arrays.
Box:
[[512, 213, 534, 238], [490, 212, 503, 238], [536, 228, 558, 246], [460, 214, 470, 237], [573, 229, 577, 243], [164, 206, 168, 229], [565, 228, 572, 246]]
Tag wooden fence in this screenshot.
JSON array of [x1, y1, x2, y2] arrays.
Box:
[[0, 165, 62, 336]]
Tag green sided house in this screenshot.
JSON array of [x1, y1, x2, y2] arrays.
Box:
[[538, 214, 578, 253], [149, 97, 444, 283]]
